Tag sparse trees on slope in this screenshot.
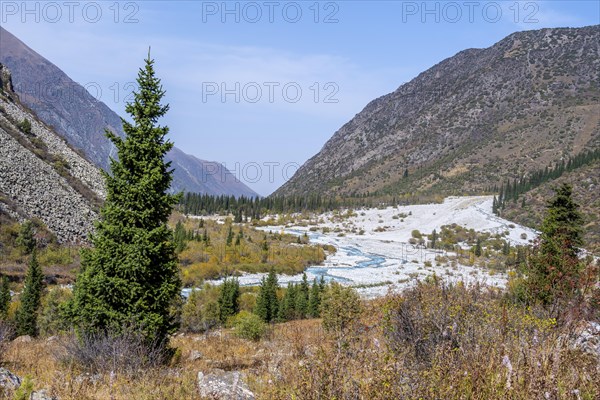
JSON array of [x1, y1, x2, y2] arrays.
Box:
[[67, 53, 181, 346]]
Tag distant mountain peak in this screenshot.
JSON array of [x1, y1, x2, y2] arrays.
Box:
[[0, 26, 258, 198]]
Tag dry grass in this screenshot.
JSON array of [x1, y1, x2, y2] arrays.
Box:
[[0, 320, 323, 399], [1, 283, 598, 399]]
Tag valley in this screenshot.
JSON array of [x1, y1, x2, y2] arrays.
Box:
[[0, 14, 598, 400], [202, 196, 537, 296]]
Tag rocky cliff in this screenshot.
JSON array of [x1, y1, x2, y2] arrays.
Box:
[[0, 63, 101, 242]]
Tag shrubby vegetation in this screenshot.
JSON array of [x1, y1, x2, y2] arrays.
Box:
[[231, 311, 267, 341], [173, 216, 332, 285]]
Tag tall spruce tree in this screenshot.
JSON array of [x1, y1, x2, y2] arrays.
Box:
[[16, 250, 44, 336], [68, 53, 181, 345], [527, 184, 584, 305], [278, 282, 297, 321]]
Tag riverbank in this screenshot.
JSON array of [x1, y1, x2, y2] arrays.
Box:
[[202, 196, 538, 297]]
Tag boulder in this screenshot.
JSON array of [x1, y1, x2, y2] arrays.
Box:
[[30, 389, 57, 400], [572, 321, 600, 359], [0, 368, 57, 399], [0, 367, 21, 390], [197, 369, 255, 400], [189, 350, 203, 361], [13, 335, 32, 343]]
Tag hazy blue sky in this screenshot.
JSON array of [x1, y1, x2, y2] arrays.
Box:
[[2, 1, 598, 194]]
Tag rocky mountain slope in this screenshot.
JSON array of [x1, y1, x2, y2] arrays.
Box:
[[0, 27, 257, 198], [275, 25, 600, 198], [0, 63, 100, 242]]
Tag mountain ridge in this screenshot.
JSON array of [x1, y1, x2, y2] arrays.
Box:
[[275, 25, 600, 198]]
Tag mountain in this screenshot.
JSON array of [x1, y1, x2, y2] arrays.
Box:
[[0, 27, 258, 198], [275, 26, 600, 199], [0, 63, 101, 242]]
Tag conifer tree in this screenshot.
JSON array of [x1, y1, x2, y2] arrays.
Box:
[[226, 225, 234, 246], [296, 272, 310, 318], [68, 53, 181, 345], [308, 278, 322, 318], [319, 275, 326, 292], [16, 220, 36, 255], [430, 229, 438, 249], [474, 238, 482, 257], [278, 282, 296, 321], [527, 184, 584, 305], [502, 241, 510, 256], [0, 274, 11, 318], [218, 278, 240, 323], [255, 269, 279, 322], [16, 250, 44, 336], [174, 221, 187, 253]]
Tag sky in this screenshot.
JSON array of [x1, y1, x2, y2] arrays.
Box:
[[1, 1, 598, 195]]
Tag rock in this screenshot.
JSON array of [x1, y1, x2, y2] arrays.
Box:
[[189, 350, 203, 361], [197, 369, 255, 400], [30, 389, 57, 400], [0, 367, 21, 390], [74, 373, 102, 385], [46, 336, 59, 343], [572, 321, 600, 359], [13, 335, 32, 343], [0, 368, 56, 399]]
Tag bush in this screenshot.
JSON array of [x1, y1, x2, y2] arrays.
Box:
[[320, 283, 361, 338], [232, 311, 267, 341], [38, 245, 74, 266], [13, 376, 34, 400], [38, 287, 72, 337], [0, 320, 14, 361], [411, 229, 422, 239], [180, 286, 220, 333], [17, 118, 32, 135], [57, 326, 169, 375]]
